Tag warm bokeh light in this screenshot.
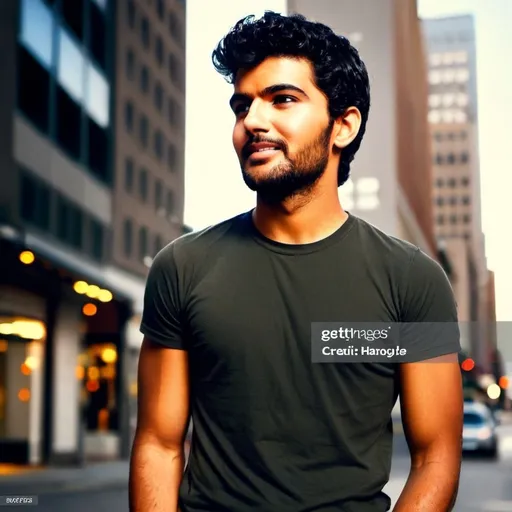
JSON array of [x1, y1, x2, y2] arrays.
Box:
[[498, 376, 509, 389], [101, 347, 117, 364], [86, 380, 100, 392], [82, 303, 97, 316], [86, 285, 101, 299], [73, 281, 89, 294], [87, 366, 100, 380], [0, 320, 46, 340], [129, 381, 138, 397], [0, 340, 7, 352], [461, 358, 475, 371], [18, 388, 30, 402], [19, 251, 34, 265], [20, 363, 31, 376], [98, 289, 113, 303], [75, 365, 85, 380], [487, 383, 501, 400], [24, 355, 39, 370]]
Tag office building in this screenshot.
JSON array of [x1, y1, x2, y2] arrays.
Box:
[[0, 0, 187, 466], [422, 15, 493, 371]]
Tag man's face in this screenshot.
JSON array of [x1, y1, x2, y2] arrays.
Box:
[[230, 57, 335, 203]]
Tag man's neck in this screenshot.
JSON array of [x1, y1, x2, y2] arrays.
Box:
[[252, 191, 349, 245]]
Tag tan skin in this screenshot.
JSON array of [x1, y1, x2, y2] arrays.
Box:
[[129, 56, 463, 511]]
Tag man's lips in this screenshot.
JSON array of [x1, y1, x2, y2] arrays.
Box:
[[244, 142, 283, 159]]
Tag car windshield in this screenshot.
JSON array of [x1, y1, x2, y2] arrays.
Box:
[[464, 412, 486, 425]]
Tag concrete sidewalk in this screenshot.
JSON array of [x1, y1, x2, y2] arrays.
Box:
[[0, 460, 129, 496]]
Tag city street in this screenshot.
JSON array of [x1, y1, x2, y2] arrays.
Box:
[[14, 425, 512, 512]]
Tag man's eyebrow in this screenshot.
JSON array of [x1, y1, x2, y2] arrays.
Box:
[[229, 83, 309, 110]]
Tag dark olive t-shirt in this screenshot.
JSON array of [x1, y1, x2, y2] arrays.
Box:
[[140, 211, 460, 512]]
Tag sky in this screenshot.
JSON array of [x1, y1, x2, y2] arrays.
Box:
[[184, 0, 511, 322]]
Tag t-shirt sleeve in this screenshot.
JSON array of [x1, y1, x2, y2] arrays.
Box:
[[139, 243, 187, 350], [399, 248, 461, 361]]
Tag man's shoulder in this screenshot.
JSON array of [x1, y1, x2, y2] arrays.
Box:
[[351, 214, 420, 264], [154, 211, 250, 268], [351, 214, 449, 284]]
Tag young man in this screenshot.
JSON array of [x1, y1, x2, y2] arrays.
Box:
[[129, 12, 463, 512]]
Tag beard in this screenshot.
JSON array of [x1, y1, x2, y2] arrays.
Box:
[[240, 119, 334, 204]]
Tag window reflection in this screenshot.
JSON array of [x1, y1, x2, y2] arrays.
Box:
[[57, 29, 85, 103], [91, 0, 107, 10], [86, 64, 110, 128], [19, 0, 53, 69]]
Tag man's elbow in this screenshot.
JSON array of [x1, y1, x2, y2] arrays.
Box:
[[411, 436, 462, 485]]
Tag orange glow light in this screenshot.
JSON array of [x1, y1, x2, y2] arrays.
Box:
[[18, 388, 30, 402], [20, 363, 31, 376], [461, 358, 475, 372], [499, 376, 509, 389], [86, 380, 100, 392], [82, 303, 97, 316]]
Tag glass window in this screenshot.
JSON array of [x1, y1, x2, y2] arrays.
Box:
[[154, 179, 163, 212], [154, 234, 163, 256], [139, 116, 149, 147], [61, 0, 84, 41], [141, 17, 150, 49], [86, 63, 110, 128], [154, 82, 163, 111], [127, 0, 136, 29], [126, 49, 135, 80], [56, 84, 82, 160], [57, 28, 85, 103], [91, 0, 107, 10], [125, 158, 134, 192], [156, 0, 164, 20], [155, 36, 164, 66], [139, 227, 148, 260], [90, 219, 104, 261], [139, 169, 148, 202], [167, 143, 176, 171], [166, 189, 174, 215], [154, 130, 163, 160], [125, 101, 134, 132], [124, 218, 133, 257], [140, 66, 150, 93], [19, 0, 54, 69], [17, 47, 51, 134]]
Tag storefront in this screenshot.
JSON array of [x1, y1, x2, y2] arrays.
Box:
[[0, 234, 133, 466]]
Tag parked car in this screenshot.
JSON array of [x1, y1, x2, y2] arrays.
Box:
[[462, 401, 499, 458]]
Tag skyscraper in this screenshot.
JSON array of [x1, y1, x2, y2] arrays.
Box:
[[422, 15, 494, 374]]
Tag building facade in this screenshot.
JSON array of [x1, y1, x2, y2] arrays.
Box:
[[111, 0, 187, 448], [0, 0, 187, 466], [422, 15, 494, 371], [287, 0, 438, 260]]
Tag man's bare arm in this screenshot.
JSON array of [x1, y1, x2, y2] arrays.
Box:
[[393, 353, 463, 511], [129, 337, 190, 512]]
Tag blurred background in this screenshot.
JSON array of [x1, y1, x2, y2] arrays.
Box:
[[0, 0, 511, 510]]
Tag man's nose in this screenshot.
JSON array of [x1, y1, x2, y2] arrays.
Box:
[[243, 101, 271, 134]]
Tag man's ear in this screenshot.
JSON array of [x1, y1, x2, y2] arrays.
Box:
[[332, 106, 362, 150]]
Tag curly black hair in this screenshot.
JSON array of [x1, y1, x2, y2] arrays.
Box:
[[212, 11, 371, 186]]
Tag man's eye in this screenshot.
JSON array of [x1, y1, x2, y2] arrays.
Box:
[[234, 104, 249, 115], [274, 95, 296, 104]]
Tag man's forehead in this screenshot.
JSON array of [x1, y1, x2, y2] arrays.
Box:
[[234, 56, 314, 92]]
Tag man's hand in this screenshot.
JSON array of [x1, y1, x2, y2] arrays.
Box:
[[393, 353, 463, 511]]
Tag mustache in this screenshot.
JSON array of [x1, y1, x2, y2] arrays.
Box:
[[242, 137, 286, 159]]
